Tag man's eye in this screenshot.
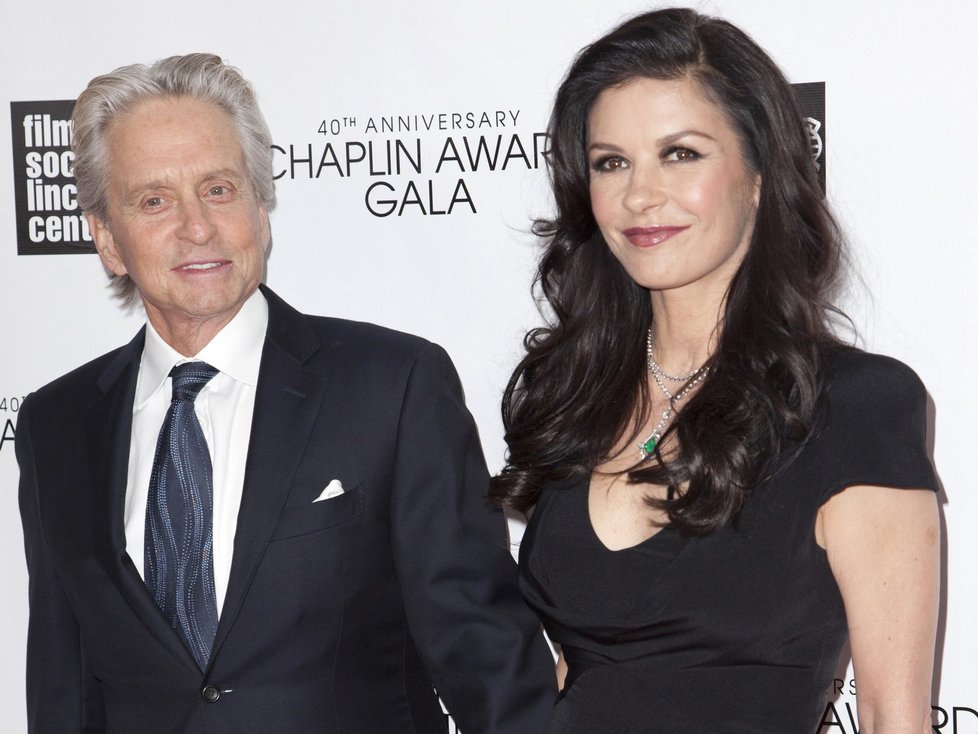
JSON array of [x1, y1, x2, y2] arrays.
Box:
[[144, 197, 163, 208], [209, 185, 228, 196]]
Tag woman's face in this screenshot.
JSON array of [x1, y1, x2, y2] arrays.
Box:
[[587, 76, 760, 305]]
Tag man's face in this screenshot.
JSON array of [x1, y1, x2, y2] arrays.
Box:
[[89, 96, 269, 348]]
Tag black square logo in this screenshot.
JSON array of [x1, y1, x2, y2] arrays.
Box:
[[10, 99, 95, 255]]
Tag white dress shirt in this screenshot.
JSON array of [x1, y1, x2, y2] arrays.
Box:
[[124, 290, 268, 615]]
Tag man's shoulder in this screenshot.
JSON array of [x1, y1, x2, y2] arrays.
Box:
[[295, 314, 455, 383], [27, 336, 140, 413], [263, 286, 436, 366], [303, 314, 431, 355]]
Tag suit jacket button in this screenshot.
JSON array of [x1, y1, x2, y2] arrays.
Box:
[[201, 685, 221, 703]]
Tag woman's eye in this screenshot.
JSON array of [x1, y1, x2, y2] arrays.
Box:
[[143, 197, 163, 208], [209, 185, 228, 196], [592, 156, 626, 172], [663, 146, 700, 162]]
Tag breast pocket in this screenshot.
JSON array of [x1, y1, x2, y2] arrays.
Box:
[[270, 488, 365, 541]]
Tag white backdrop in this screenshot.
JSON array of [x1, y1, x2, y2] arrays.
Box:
[[1, 1, 975, 731]]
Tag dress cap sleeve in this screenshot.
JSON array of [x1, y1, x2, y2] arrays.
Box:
[[816, 349, 938, 505]]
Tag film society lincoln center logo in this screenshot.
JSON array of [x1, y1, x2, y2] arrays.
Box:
[[10, 99, 93, 255]]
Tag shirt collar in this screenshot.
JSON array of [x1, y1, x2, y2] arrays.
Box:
[[134, 290, 269, 409]]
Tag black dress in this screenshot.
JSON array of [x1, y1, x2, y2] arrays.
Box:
[[519, 350, 938, 732]]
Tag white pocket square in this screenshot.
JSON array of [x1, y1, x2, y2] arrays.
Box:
[[313, 479, 345, 502]]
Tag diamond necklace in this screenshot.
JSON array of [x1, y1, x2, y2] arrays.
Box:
[[639, 326, 709, 460], [645, 326, 701, 382]]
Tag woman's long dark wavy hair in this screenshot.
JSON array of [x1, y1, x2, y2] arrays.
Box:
[[489, 8, 847, 534]]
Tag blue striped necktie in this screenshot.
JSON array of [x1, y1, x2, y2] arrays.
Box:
[[145, 361, 220, 671]]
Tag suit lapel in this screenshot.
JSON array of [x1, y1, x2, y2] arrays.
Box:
[[87, 329, 202, 673], [212, 287, 329, 659], [87, 340, 139, 563]]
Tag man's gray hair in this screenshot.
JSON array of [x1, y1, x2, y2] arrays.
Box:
[[72, 53, 276, 304]]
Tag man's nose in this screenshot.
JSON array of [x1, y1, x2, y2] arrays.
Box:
[[176, 198, 217, 245]]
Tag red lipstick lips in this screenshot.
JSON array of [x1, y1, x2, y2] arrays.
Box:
[[622, 226, 689, 248]]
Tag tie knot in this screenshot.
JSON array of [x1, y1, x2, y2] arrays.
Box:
[[170, 361, 219, 402]]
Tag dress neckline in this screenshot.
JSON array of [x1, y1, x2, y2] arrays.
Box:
[[582, 478, 677, 553]]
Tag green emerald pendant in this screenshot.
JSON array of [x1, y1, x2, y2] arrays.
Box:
[[641, 437, 657, 456]]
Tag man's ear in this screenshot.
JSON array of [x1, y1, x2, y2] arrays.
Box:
[[87, 213, 127, 276]]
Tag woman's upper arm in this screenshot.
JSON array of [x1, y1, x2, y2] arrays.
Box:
[[819, 485, 939, 733]]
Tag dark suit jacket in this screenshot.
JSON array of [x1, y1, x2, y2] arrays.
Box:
[[17, 287, 555, 734]]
